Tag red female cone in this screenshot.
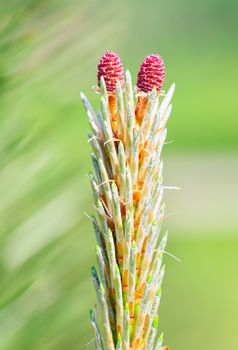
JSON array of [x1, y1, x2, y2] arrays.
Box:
[[97, 51, 124, 133], [136, 53, 165, 124]]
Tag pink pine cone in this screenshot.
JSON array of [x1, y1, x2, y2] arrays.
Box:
[[97, 51, 124, 93], [137, 53, 165, 93]]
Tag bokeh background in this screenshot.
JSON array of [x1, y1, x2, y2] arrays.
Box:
[[1, 0, 238, 349]]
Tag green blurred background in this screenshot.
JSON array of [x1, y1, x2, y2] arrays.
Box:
[[0, 0, 237, 349]]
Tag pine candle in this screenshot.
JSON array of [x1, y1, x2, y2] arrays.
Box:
[[81, 50, 175, 350]]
